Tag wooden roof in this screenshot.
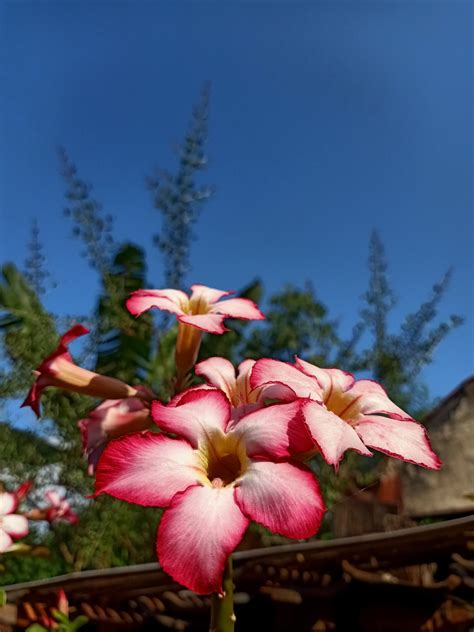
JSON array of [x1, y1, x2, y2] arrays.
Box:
[[3, 515, 474, 631]]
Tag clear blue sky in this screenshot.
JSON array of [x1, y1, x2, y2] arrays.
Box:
[[1, 1, 472, 425]]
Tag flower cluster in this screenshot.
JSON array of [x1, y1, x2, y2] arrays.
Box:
[[22, 283, 440, 596], [0, 483, 78, 553]]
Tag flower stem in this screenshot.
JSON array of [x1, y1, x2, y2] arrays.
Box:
[[209, 557, 236, 632]]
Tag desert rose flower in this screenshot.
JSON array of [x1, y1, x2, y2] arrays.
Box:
[[95, 388, 324, 594], [43, 491, 79, 525], [0, 492, 29, 552], [22, 325, 144, 417], [41, 589, 69, 629], [126, 285, 265, 387], [79, 397, 152, 474], [195, 356, 294, 419], [250, 358, 441, 470]]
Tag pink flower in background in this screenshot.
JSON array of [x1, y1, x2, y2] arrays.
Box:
[[95, 388, 324, 594], [126, 284, 265, 334], [0, 492, 29, 552], [22, 325, 141, 417], [195, 356, 295, 419], [44, 491, 79, 525], [251, 358, 441, 470], [79, 397, 152, 474], [41, 589, 69, 629], [127, 285, 266, 387]]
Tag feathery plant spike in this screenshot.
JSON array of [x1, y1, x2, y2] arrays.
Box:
[[147, 83, 214, 289], [58, 146, 115, 275], [24, 219, 54, 296], [358, 231, 463, 412]]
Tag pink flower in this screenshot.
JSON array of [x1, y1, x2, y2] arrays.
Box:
[[0, 492, 28, 552], [22, 325, 144, 417], [195, 357, 295, 419], [44, 491, 79, 525], [126, 284, 265, 334], [79, 397, 152, 474], [127, 285, 265, 389], [251, 358, 441, 470], [95, 388, 324, 594], [41, 589, 69, 629]]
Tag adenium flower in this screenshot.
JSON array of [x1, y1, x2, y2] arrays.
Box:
[[195, 356, 295, 419], [95, 388, 324, 594], [41, 589, 69, 629], [0, 492, 28, 552], [44, 490, 79, 525], [22, 325, 144, 417], [126, 284, 265, 386], [79, 397, 152, 474], [251, 358, 441, 470], [126, 284, 265, 334]]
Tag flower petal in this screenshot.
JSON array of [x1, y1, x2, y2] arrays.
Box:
[[251, 359, 322, 400], [94, 434, 203, 507], [302, 400, 372, 467], [169, 385, 218, 407], [157, 485, 249, 594], [294, 358, 355, 401], [126, 289, 188, 318], [0, 529, 12, 553], [0, 492, 16, 516], [348, 380, 414, 420], [177, 313, 228, 334], [355, 415, 441, 469], [190, 284, 233, 304], [59, 324, 90, 347], [45, 490, 61, 507], [152, 389, 231, 447], [1, 514, 29, 538], [235, 461, 325, 538], [231, 401, 314, 459], [211, 297, 265, 321], [195, 357, 237, 400]]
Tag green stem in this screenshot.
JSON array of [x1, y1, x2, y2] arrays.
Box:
[[209, 557, 235, 632]]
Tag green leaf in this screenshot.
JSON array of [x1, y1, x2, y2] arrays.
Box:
[[71, 615, 89, 630]]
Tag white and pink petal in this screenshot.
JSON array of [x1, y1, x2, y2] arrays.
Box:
[[294, 358, 355, 402], [157, 485, 248, 594], [94, 434, 203, 507], [0, 529, 12, 553], [1, 514, 28, 538], [211, 297, 265, 321], [348, 380, 413, 421], [195, 357, 237, 399], [152, 389, 231, 447], [235, 461, 324, 539], [355, 415, 441, 470], [190, 284, 233, 305], [0, 492, 17, 516], [177, 313, 228, 334], [231, 401, 314, 459], [126, 289, 188, 318], [251, 359, 322, 401], [302, 400, 372, 467]]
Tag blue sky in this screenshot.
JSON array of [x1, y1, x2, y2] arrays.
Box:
[[1, 1, 472, 426]]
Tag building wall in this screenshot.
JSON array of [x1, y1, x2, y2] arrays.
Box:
[[402, 380, 474, 517]]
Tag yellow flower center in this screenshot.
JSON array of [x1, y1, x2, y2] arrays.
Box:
[[188, 295, 211, 315], [324, 389, 360, 424], [197, 430, 248, 488]]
